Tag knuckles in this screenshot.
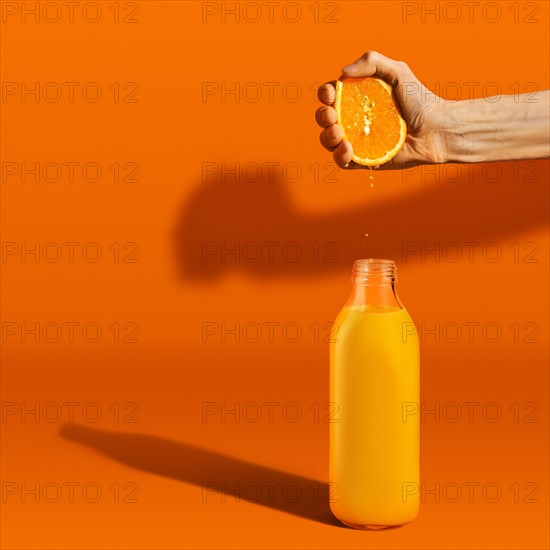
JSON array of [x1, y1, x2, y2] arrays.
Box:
[[361, 50, 379, 64]]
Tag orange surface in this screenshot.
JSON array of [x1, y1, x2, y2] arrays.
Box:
[[336, 77, 406, 165], [1, 1, 549, 549]]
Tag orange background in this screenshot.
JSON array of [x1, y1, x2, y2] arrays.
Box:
[[1, 1, 549, 548]]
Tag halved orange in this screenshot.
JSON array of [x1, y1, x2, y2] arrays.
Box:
[[335, 77, 407, 166]]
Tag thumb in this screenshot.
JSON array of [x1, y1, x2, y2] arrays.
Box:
[[342, 51, 410, 88]]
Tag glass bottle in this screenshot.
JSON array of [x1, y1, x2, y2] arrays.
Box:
[[329, 258, 420, 529]]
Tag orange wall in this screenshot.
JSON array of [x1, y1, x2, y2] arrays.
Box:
[[1, 1, 548, 548]]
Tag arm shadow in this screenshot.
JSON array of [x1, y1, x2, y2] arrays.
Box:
[[173, 160, 549, 280]]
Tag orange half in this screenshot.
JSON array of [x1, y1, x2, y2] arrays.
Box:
[[335, 77, 407, 166]]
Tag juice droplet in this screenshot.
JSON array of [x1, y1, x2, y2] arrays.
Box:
[[369, 183, 375, 189]]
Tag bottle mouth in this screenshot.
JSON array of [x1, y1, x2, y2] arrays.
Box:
[[352, 258, 397, 284]]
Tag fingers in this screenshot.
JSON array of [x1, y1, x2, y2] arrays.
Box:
[[315, 106, 337, 128], [320, 124, 344, 151], [341, 51, 410, 88], [317, 81, 336, 106], [333, 140, 355, 169], [316, 83, 344, 154]]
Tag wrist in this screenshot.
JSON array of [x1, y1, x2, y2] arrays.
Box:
[[412, 100, 468, 166], [437, 100, 472, 164]]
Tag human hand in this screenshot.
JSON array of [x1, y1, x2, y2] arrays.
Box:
[[316, 51, 449, 170]]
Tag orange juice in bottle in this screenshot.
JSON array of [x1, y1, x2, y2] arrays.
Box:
[[329, 259, 419, 529]]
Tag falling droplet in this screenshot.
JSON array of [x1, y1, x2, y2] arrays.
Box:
[[369, 183, 375, 189], [367, 166, 374, 184]]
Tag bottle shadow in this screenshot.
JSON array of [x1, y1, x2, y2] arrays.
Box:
[[173, 161, 548, 281], [59, 424, 342, 527]]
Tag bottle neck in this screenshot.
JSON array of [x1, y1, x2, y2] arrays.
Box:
[[348, 259, 402, 309], [348, 281, 401, 308]]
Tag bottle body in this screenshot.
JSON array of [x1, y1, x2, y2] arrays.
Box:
[[329, 260, 419, 529]]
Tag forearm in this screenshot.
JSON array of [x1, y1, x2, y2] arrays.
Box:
[[443, 90, 550, 163]]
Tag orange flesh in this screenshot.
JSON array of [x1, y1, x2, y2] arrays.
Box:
[[336, 78, 406, 165]]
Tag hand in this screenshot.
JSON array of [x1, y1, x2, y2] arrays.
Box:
[[316, 51, 450, 170]]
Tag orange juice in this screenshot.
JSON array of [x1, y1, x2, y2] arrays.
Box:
[[329, 260, 419, 529]]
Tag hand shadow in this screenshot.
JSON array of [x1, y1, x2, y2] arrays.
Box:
[[59, 424, 342, 527], [173, 160, 548, 281]]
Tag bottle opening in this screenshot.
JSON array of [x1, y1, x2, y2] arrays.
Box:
[[352, 259, 397, 284]]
